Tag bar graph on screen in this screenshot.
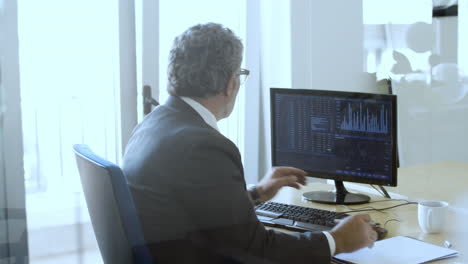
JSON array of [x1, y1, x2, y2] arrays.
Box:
[[339, 102, 389, 134]]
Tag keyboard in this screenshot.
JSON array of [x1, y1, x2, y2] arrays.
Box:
[[255, 202, 387, 240], [255, 202, 348, 232]]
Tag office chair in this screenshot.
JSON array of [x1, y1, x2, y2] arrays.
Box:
[[73, 144, 153, 264]]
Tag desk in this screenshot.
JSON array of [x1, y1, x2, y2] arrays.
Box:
[[270, 161, 468, 263]]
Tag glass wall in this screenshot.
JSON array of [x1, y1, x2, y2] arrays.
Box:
[[363, 0, 468, 166]]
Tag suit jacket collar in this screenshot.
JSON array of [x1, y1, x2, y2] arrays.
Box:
[[164, 96, 217, 132], [165, 96, 200, 117], [179, 97, 219, 131]]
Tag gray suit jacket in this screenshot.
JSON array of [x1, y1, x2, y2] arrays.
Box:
[[122, 96, 331, 264]]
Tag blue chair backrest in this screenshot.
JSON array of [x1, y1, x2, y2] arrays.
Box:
[[73, 144, 153, 264]]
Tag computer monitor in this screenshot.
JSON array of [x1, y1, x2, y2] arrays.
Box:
[[270, 88, 397, 205]]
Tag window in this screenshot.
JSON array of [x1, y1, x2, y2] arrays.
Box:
[[17, 0, 126, 262], [19, 0, 120, 194]]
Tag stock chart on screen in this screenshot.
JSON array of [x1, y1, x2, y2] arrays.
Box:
[[272, 89, 396, 185]]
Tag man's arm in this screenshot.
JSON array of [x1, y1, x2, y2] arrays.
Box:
[[246, 168, 338, 255]]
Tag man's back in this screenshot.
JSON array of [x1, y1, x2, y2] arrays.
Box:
[[122, 96, 331, 264], [123, 96, 252, 262]]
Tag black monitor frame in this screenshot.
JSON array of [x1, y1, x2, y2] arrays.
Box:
[[270, 88, 397, 202]]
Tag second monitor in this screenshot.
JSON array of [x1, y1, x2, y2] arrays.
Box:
[[270, 88, 397, 205]]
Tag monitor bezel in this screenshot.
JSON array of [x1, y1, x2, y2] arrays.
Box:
[[270, 88, 398, 187]]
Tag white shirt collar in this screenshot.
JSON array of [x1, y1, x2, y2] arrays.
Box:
[[180, 96, 219, 131]]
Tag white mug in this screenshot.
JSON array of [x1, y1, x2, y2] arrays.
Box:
[[418, 200, 449, 233]]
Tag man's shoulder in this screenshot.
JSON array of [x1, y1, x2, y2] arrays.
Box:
[[131, 106, 235, 153], [150, 105, 229, 141]]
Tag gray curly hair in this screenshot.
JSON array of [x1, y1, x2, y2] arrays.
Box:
[[167, 23, 243, 98]]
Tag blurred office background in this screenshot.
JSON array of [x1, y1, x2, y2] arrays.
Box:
[[1, 0, 466, 263]]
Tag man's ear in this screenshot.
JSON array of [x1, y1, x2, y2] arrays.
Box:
[[224, 74, 237, 96]]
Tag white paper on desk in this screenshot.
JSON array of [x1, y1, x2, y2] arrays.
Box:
[[334, 236, 458, 264]]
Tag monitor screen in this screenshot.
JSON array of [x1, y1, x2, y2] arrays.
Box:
[[271, 88, 397, 187]]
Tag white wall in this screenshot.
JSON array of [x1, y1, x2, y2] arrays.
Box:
[[256, 0, 293, 181], [243, 0, 261, 184], [257, 0, 380, 180], [291, 0, 378, 94]]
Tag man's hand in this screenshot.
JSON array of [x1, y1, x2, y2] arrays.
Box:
[[255, 167, 307, 202], [330, 214, 378, 254]]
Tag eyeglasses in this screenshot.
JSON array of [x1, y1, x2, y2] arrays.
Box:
[[237, 68, 250, 85]]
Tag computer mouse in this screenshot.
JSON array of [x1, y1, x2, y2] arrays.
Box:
[[370, 222, 388, 240]]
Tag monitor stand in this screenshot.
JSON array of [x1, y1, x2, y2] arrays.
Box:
[[302, 180, 370, 205]]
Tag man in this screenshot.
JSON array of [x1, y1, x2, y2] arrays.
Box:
[[123, 23, 377, 263]]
